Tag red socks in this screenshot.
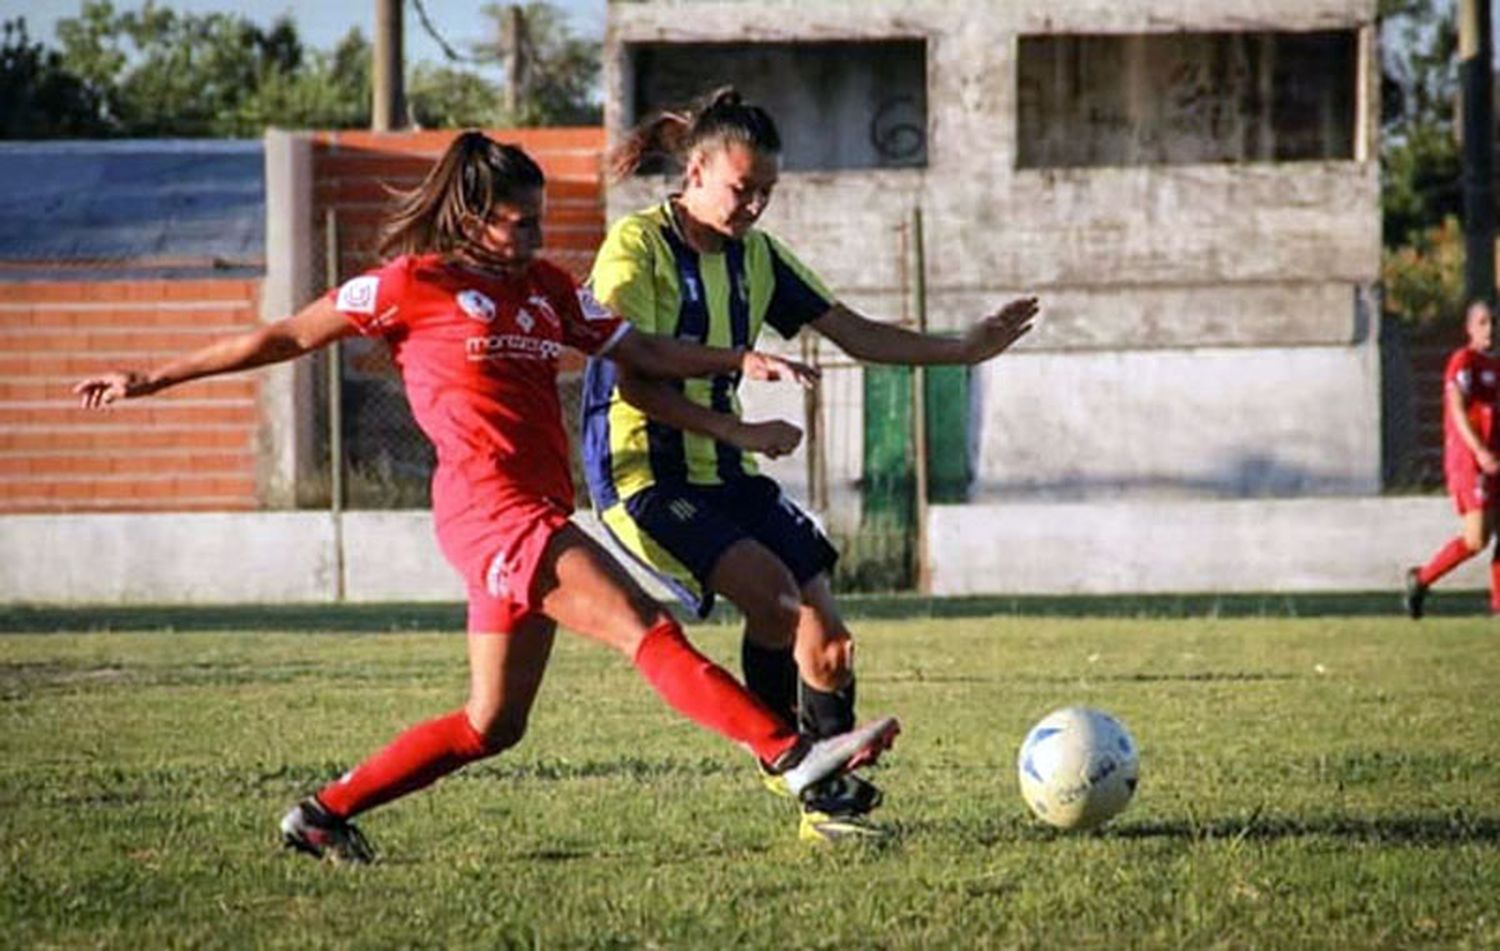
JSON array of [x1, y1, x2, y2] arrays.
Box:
[[317, 710, 493, 818], [633, 618, 799, 765], [316, 621, 799, 820], [1418, 537, 1476, 587]]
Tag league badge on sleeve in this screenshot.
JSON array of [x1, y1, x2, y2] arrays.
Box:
[[577, 287, 617, 323], [335, 276, 380, 315]]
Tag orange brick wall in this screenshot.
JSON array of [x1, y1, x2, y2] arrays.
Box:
[[312, 127, 605, 286], [0, 278, 265, 512], [0, 128, 607, 514]]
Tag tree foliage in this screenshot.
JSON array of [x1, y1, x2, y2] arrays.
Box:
[[0, 1, 599, 139], [473, 2, 601, 126], [0, 18, 109, 138], [1380, 0, 1466, 326]]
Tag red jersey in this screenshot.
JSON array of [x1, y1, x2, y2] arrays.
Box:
[[1443, 346, 1500, 471], [331, 254, 629, 508]]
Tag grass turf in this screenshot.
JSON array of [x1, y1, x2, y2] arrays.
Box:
[[2, 611, 1497, 947]]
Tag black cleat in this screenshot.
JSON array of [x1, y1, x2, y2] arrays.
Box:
[[280, 798, 376, 864], [1403, 567, 1427, 620], [800, 773, 884, 817]]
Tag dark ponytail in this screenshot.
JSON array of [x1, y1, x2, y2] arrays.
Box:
[[608, 86, 781, 182], [379, 130, 546, 259]]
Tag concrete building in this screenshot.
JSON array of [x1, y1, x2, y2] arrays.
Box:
[[603, 0, 1381, 526]]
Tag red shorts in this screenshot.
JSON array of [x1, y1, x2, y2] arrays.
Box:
[[432, 468, 573, 634], [1446, 462, 1500, 515]]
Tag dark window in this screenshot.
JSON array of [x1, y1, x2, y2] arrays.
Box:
[[1016, 31, 1358, 168], [629, 40, 928, 172]]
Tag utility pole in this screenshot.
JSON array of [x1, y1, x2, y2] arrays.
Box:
[[373, 0, 405, 131], [501, 4, 528, 118], [1460, 0, 1495, 303]]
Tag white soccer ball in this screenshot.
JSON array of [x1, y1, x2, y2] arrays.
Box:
[[1017, 706, 1140, 830]]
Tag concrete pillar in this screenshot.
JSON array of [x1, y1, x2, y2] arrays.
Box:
[[259, 129, 319, 509]]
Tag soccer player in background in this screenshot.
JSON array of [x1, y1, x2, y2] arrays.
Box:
[[1405, 299, 1500, 618], [580, 88, 1037, 841], [73, 132, 899, 863]]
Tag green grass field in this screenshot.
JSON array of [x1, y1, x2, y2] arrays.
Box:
[[3, 607, 1498, 947]]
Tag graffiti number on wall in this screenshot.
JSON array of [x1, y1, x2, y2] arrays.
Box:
[[870, 95, 926, 163]]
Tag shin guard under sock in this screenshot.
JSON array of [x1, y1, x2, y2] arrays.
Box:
[[633, 618, 798, 764], [317, 710, 493, 818]]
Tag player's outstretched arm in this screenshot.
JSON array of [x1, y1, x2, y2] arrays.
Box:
[[609, 331, 819, 388], [615, 370, 803, 458], [74, 297, 355, 408], [809, 296, 1038, 366]]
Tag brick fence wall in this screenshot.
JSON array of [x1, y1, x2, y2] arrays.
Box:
[[311, 127, 604, 285], [0, 278, 264, 512], [0, 128, 606, 515]]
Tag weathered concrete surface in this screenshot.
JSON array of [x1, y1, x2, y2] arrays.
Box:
[[2, 495, 1480, 604], [0, 512, 336, 605], [259, 131, 320, 508], [605, 1, 1379, 348], [0, 511, 671, 606], [927, 496, 1482, 595], [968, 341, 1383, 499], [605, 0, 1382, 502]]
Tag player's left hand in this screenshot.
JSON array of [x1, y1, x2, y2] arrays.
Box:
[[961, 296, 1038, 364], [73, 370, 154, 408], [740, 351, 820, 388]]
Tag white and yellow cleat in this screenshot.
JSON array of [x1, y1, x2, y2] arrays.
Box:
[[799, 808, 895, 844]]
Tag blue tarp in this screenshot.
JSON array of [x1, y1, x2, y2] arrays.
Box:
[[0, 139, 265, 278]]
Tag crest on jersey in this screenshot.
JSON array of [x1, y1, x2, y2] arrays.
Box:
[[515, 308, 535, 334], [1484, 370, 1496, 387], [456, 288, 498, 324]]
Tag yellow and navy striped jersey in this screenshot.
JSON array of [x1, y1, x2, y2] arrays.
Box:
[[581, 200, 835, 507]]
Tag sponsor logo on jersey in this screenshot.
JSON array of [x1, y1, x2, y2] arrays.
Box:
[[465, 334, 563, 362], [668, 498, 697, 522], [1484, 370, 1496, 387], [515, 307, 535, 334], [456, 288, 498, 323], [335, 276, 379, 315], [577, 287, 616, 323]]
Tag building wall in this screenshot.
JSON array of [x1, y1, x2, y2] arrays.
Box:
[[0, 278, 265, 513], [606, 0, 1382, 504], [0, 129, 606, 515], [0, 496, 1475, 604], [310, 127, 605, 284]]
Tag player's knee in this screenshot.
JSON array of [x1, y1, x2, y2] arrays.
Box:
[[739, 574, 801, 638], [608, 600, 675, 659]]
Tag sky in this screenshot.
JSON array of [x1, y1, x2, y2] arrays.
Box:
[[4, 0, 606, 73]]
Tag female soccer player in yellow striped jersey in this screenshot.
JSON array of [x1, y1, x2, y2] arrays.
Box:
[[581, 88, 1038, 841]]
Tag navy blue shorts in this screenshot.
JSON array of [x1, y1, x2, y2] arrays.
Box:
[[597, 475, 839, 617]]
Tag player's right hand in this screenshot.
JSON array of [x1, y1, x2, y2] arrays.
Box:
[[1479, 448, 1500, 475], [962, 296, 1039, 363], [739, 351, 820, 388], [73, 370, 152, 409], [732, 419, 803, 458]]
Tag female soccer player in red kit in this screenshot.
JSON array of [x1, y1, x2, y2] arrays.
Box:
[[73, 132, 898, 862], [1405, 300, 1500, 618]]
